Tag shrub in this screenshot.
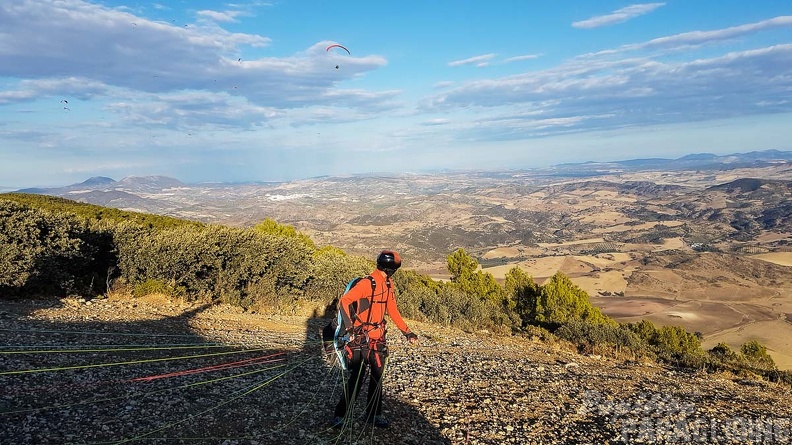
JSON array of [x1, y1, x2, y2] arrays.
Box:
[[555, 320, 646, 356], [445, 248, 506, 305], [113, 223, 314, 305], [133, 279, 185, 299], [0, 200, 116, 297], [254, 218, 315, 249], [302, 246, 372, 302], [504, 266, 540, 327], [740, 340, 776, 371], [654, 325, 702, 359], [533, 272, 615, 328], [520, 324, 556, 342], [394, 277, 510, 333], [708, 342, 739, 363]]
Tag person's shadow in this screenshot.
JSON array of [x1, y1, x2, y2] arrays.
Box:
[[0, 296, 449, 444]]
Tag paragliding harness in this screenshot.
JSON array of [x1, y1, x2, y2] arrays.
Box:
[[323, 275, 390, 371]]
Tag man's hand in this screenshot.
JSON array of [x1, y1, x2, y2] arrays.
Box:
[[405, 332, 419, 345]]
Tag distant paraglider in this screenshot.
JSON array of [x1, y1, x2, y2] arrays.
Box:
[[326, 44, 350, 70], [325, 44, 350, 55]]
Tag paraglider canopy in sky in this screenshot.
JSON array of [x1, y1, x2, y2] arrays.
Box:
[[325, 44, 350, 55], [326, 44, 350, 70]]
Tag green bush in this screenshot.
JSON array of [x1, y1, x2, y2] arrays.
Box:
[[0, 193, 200, 230], [133, 279, 185, 299], [708, 342, 739, 363], [393, 271, 510, 332], [114, 224, 314, 305], [532, 272, 614, 328], [0, 200, 116, 296], [446, 248, 506, 305], [302, 246, 372, 302], [740, 340, 776, 371], [653, 325, 702, 359], [520, 324, 556, 342], [504, 266, 540, 327], [254, 218, 315, 249], [555, 320, 646, 356]]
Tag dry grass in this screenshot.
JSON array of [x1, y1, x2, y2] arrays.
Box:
[[752, 252, 792, 267]]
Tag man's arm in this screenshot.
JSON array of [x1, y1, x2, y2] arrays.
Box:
[[386, 291, 417, 343]]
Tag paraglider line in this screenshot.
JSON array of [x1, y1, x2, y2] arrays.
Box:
[[0, 347, 270, 376], [0, 363, 287, 416]]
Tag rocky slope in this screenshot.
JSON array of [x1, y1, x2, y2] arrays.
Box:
[[1, 296, 791, 444]]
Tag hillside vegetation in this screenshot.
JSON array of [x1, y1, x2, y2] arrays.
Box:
[[1, 193, 789, 386]]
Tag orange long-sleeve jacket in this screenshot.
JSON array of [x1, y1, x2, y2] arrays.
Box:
[[338, 269, 411, 342]]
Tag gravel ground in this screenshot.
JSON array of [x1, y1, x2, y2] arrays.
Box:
[[1, 295, 791, 445]]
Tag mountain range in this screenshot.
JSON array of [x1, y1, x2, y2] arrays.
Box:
[[14, 149, 792, 194]]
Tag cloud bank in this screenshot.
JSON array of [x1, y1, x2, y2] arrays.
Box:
[[573, 3, 666, 29]]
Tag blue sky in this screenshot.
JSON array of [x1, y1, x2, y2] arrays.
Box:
[[1, 1, 791, 188]]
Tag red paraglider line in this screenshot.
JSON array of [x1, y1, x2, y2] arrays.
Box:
[[325, 44, 350, 55], [128, 352, 286, 382]]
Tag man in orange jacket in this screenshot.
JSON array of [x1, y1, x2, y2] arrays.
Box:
[[332, 250, 418, 428]]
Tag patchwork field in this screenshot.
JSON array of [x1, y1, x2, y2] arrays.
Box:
[[753, 252, 792, 267]]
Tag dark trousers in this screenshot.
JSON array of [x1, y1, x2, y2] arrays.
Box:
[[334, 344, 387, 419]]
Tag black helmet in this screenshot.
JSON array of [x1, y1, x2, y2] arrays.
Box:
[[376, 250, 401, 276]]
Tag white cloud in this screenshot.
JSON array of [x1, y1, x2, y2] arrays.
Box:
[[448, 54, 496, 67], [196, 10, 244, 23], [503, 54, 542, 63], [0, 78, 110, 105], [615, 15, 792, 53], [419, 118, 450, 126], [426, 42, 792, 139], [106, 90, 281, 130], [0, 2, 389, 113], [573, 3, 666, 29]]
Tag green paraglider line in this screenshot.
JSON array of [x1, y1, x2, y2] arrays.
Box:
[[138, 355, 344, 443], [0, 363, 287, 416], [0, 344, 231, 354], [107, 353, 319, 445], [0, 347, 270, 376], [0, 342, 224, 350], [0, 328, 211, 338]]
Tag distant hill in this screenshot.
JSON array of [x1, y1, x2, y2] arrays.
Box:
[[707, 177, 792, 193], [115, 175, 185, 191], [13, 149, 792, 193], [79, 176, 116, 186], [15, 175, 184, 195], [550, 149, 792, 176], [708, 178, 768, 193]]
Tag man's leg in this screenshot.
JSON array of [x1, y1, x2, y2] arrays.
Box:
[[334, 356, 366, 418], [364, 348, 386, 419]]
